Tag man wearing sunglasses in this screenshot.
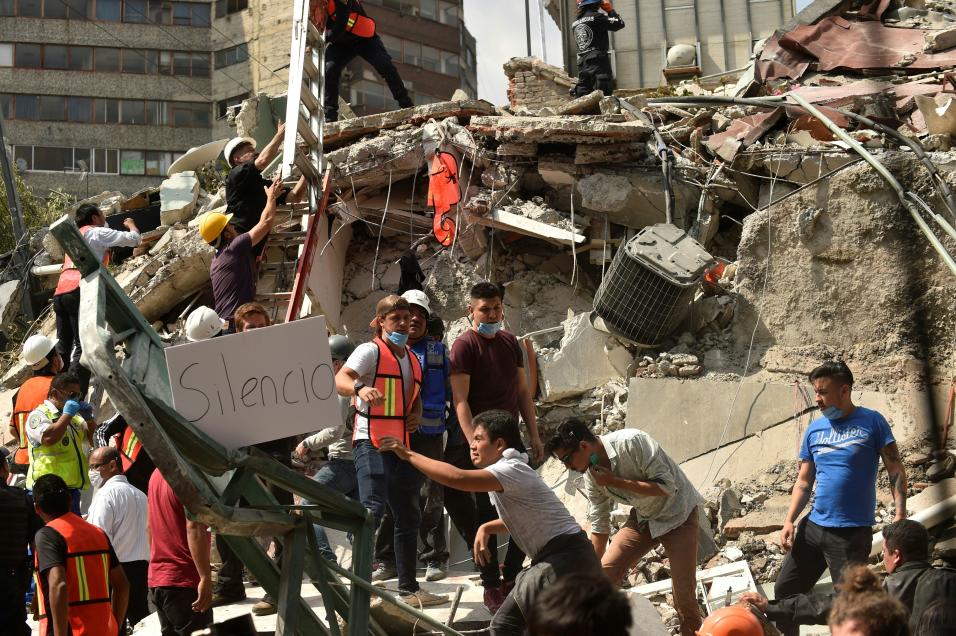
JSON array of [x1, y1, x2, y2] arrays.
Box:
[[545, 418, 704, 636]]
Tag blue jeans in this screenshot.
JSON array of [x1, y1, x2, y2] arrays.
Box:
[[353, 439, 425, 593], [309, 459, 359, 563]]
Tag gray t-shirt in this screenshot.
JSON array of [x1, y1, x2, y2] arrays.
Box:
[[344, 341, 413, 442], [485, 450, 583, 559]]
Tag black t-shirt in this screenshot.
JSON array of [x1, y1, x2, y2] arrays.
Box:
[[225, 160, 269, 235], [0, 485, 43, 567], [36, 521, 119, 627]]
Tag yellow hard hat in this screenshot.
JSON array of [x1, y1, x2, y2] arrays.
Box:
[[197, 207, 233, 244]]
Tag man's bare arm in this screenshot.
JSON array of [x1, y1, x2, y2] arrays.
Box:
[[781, 460, 815, 551], [449, 373, 474, 442], [109, 564, 129, 629], [186, 520, 212, 613], [514, 367, 542, 462], [881, 442, 908, 521], [254, 122, 286, 170], [47, 565, 70, 636]]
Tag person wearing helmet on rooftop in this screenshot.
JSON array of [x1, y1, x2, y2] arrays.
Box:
[[294, 334, 360, 564], [198, 174, 283, 331], [9, 335, 64, 483], [223, 124, 306, 258], [571, 0, 625, 98]]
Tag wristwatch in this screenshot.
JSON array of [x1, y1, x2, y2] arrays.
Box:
[[353, 380, 366, 395]]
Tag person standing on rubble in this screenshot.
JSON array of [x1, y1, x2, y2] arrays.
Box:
[[9, 335, 64, 484], [372, 290, 451, 583], [773, 360, 907, 636], [53, 203, 142, 396], [545, 417, 704, 636], [198, 177, 282, 331], [334, 294, 447, 607], [449, 281, 542, 613], [571, 0, 624, 98], [322, 0, 413, 123], [223, 125, 307, 259]]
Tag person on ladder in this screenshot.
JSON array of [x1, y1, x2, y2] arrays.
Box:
[[322, 0, 413, 122], [571, 0, 625, 98]]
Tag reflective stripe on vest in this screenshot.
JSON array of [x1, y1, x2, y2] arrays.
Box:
[[119, 426, 143, 472], [35, 513, 117, 636], [26, 402, 89, 490], [54, 225, 109, 296], [354, 337, 422, 448], [328, 0, 376, 38], [12, 375, 54, 467]]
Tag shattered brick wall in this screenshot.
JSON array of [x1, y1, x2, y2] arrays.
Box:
[[503, 57, 575, 111]]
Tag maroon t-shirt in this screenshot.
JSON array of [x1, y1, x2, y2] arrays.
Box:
[[450, 329, 523, 418], [147, 469, 201, 589], [210, 232, 255, 322]]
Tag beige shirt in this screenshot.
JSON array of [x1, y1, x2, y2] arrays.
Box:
[[585, 429, 702, 538]]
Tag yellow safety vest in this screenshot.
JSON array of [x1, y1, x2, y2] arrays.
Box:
[[26, 402, 90, 490]]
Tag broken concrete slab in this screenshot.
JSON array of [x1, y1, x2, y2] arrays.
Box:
[[915, 95, 956, 135], [537, 312, 627, 401], [719, 489, 744, 531], [557, 90, 604, 116], [722, 495, 790, 539], [159, 172, 199, 226], [925, 26, 956, 53], [908, 478, 956, 516], [469, 115, 651, 144], [464, 208, 585, 245], [574, 143, 646, 165]]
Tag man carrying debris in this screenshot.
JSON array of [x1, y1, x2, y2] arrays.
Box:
[[372, 290, 451, 583], [334, 294, 446, 607], [323, 0, 413, 123], [223, 125, 306, 258], [449, 281, 542, 612], [773, 361, 907, 636], [198, 176, 282, 330], [571, 0, 624, 98], [545, 417, 704, 636], [9, 335, 63, 482], [53, 203, 142, 396]]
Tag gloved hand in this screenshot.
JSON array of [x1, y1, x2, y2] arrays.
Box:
[[77, 401, 95, 419], [63, 400, 81, 417], [601, 1, 614, 11]]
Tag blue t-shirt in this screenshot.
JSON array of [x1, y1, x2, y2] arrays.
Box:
[[800, 406, 895, 528]]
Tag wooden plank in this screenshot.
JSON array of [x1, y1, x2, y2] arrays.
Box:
[[464, 209, 586, 244]]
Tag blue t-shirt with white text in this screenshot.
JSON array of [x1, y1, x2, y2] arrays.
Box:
[[800, 406, 895, 528]]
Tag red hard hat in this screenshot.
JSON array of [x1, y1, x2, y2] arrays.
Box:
[[696, 607, 764, 636]]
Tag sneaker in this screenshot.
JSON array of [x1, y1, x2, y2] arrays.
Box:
[[210, 593, 246, 608], [483, 585, 506, 614], [371, 563, 397, 581], [251, 599, 277, 616], [399, 589, 448, 608], [425, 561, 448, 582]]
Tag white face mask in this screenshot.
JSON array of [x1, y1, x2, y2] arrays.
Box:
[[89, 469, 103, 490]]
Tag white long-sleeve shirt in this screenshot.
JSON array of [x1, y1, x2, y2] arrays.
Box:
[[83, 226, 141, 261], [87, 474, 150, 563]]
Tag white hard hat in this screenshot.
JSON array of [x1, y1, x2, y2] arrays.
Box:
[[185, 306, 226, 342], [401, 289, 431, 317], [21, 334, 59, 370], [223, 137, 256, 167]]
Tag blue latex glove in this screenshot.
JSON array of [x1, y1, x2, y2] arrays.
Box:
[[77, 401, 94, 419], [63, 400, 81, 417]]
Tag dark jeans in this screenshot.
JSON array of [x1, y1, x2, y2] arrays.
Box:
[[443, 443, 526, 588], [150, 586, 213, 636], [324, 34, 412, 121], [122, 560, 149, 628], [354, 438, 424, 593], [308, 458, 359, 562], [773, 517, 872, 636], [376, 432, 448, 567], [53, 289, 91, 396], [573, 53, 614, 98], [0, 567, 30, 636]]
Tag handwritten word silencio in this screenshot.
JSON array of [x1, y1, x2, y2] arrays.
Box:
[[177, 353, 335, 422]]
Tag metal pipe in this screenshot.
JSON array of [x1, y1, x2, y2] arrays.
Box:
[[634, 0, 645, 87], [525, 0, 532, 57], [717, 0, 732, 73], [870, 488, 956, 558], [617, 98, 675, 224]]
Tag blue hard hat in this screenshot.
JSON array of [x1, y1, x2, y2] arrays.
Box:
[[578, 0, 602, 6]]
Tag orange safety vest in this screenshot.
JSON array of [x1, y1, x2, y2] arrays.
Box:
[[328, 0, 376, 38], [54, 225, 109, 296], [35, 513, 118, 636], [427, 151, 461, 247], [354, 337, 422, 448], [119, 425, 143, 472], [11, 375, 54, 467]]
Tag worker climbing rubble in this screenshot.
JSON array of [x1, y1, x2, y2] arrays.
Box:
[[570, 0, 624, 98]]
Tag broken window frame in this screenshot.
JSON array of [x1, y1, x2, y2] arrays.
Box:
[[215, 92, 248, 120], [214, 0, 246, 18]]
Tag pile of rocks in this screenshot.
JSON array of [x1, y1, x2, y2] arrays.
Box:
[[635, 352, 704, 379]]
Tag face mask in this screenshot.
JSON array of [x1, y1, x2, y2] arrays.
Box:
[[476, 321, 503, 336], [821, 405, 844, 420], [589, 452, 600, 467], [385, 330, 408, 348], [89, 469, 102, 490]]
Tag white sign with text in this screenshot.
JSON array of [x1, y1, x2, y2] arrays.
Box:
[[165, 315, 338, 449]]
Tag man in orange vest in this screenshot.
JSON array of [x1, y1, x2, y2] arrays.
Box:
[[323, 0, 413, 122], [334, 295, 446, 607], [53, 203, 141, 396], [9, 335, 63, 480], [32, 473, 129, 636]]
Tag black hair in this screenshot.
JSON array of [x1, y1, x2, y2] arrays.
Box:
[[427, 315, 445, 339], [35, 349, 61, 377], [74, 203, 101, 227], [470, 281, 504, 301], [528, 572, 632, 636], [473, 410, 526, 454], [809, 360, 854, 388], [915, 600, 956, 636], [544, 417, 598, 457], [50, 372, 81, 395], [33, 474, 71, 517], [882, 519, 929, 562]]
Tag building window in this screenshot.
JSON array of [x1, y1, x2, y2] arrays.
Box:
[[441, 51, 459, 77], [120, 99, 146, 124], [124, 0, 147, 22], [120, 149, 145, 174], [95, 98, 119, 123], [215, 0, 247, 18], [94, 148, 119, 174], [94, 47, 120, 72], [14, 95, 38, 120], [122, 48, 147, 74], [14, 146, 32, 171], [380, 34, 401, 62], [0, 93, 9, 117], [14, 43, 42, 68], [0, 43, 12, 66], [403, 41, 420, 66], [0, 0, 13, 15], [34, 146, 75, 171], [68, 96, 93, 122], [69, 46, 93, 71], [96, 0, 121, 20], [18, 0, 40, 16], [350, 80, 387, 111], [216, 93, 248, 119], [419, 0, 437, 20], [421, 45, 439, 72], [214, 43, 248, 68], [438, 0, 456, 25], [39, 95, 65, 120]]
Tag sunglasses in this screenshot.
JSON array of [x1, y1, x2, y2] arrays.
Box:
[[559, 444, 579, 467]]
